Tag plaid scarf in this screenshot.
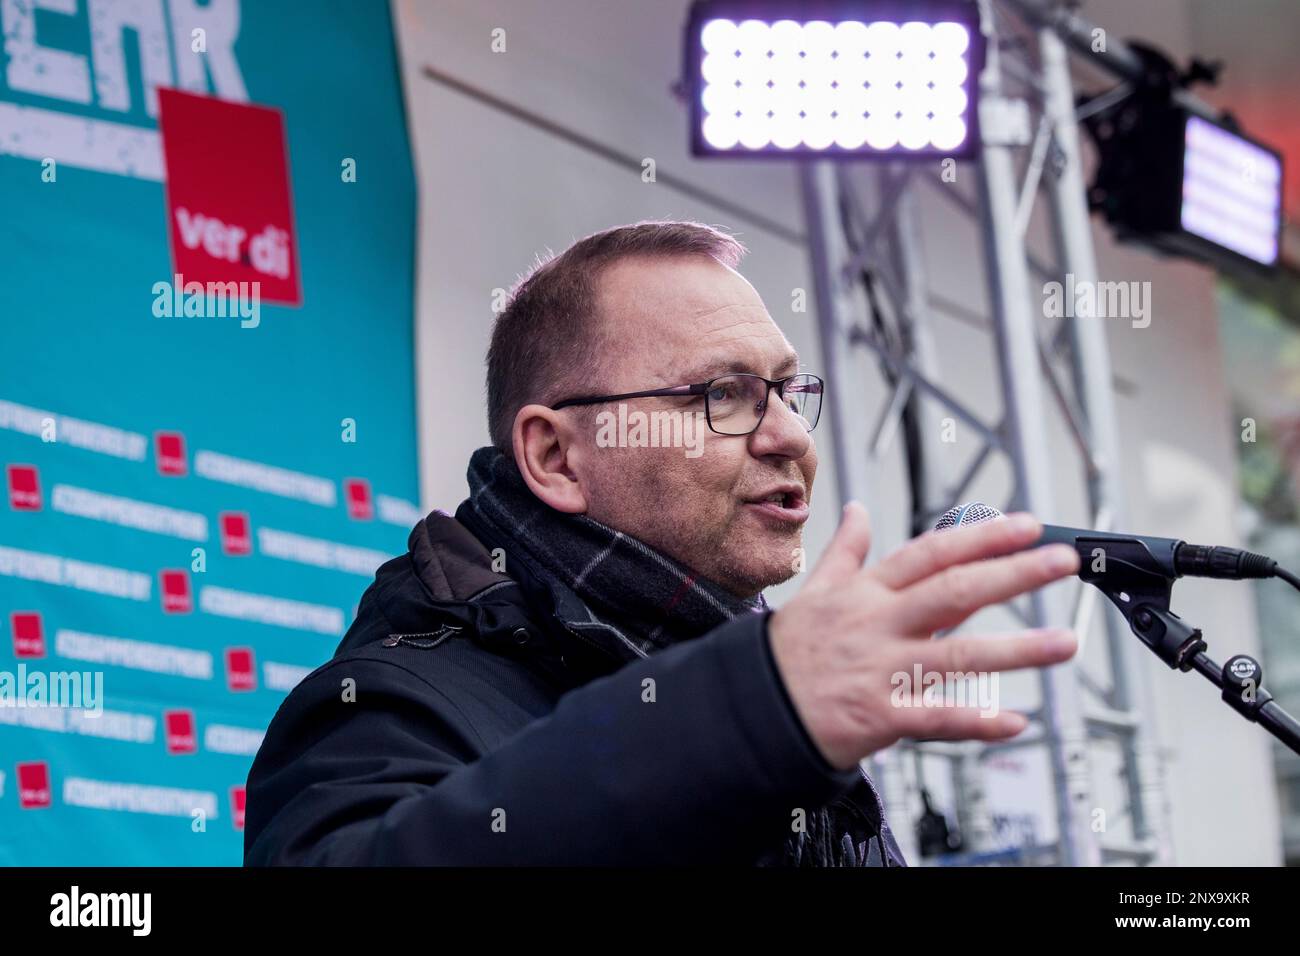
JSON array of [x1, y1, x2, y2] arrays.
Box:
[[463, 446, 767, 659], [461, 446, 889, 868]]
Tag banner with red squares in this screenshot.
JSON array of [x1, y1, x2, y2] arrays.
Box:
[[6, 465, 41, 511], [219, 512, 253, 556], [154, 432, 189, 477], [0, 2, 417, 865]]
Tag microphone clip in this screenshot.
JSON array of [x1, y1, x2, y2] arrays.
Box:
[[1072, 535, 1207, 670], [1129, 604, 1207, 672]]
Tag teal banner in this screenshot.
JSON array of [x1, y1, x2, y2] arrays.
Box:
[[0, 0, 418, 865]]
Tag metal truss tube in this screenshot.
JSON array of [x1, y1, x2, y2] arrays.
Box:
[[888, 172, 996, 854], [1037, 25, 1171, 863], [975, 0, 1101, 867], [800, 162, 867, 515], [800, 162, 914, 856]]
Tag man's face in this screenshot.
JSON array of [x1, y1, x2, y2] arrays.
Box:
[[571, 254, 818, 598]]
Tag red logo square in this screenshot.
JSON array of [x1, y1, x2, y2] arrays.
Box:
[[159, 569, 193, 614], [219, 511, 252, 555], [159, 89, 302, 306], [155, 431, 188, 476], [17, 762, 51, 809], [344, 478, 373, 521], [7, 464, 41, 511], [225, 647, 257, 691], [230, 786, 247, 830], [10, 612, 45, 658], [164, 709, 198, 754]]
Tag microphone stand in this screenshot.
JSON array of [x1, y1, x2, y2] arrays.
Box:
[[1069, 535, 1300, 755]]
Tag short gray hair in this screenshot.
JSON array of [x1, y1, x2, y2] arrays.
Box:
[[485, 220, 747, 451]]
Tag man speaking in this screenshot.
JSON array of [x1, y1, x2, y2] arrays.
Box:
[[243, 221, 1080, 866]]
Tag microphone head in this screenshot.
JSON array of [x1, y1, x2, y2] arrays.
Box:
[[934, 501, 1004, 532]]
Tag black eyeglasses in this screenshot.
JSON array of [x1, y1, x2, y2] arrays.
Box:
[[551, 372, 824, 437]]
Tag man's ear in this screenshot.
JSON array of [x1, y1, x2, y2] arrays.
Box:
[[512, 404, 589, 514]]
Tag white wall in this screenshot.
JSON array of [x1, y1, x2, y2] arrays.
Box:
[[391, 0, 1281, 865]]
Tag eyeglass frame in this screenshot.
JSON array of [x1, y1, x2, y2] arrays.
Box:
[[549, 372, 824, 437]]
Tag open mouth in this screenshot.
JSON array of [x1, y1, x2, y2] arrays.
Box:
[[743, 488, 810, 525]]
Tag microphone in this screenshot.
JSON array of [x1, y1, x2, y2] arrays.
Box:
[[934, 502, 1278, 581], [935, 506, 1300, 756]]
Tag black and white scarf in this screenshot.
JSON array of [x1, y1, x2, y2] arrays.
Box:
[[462, 446, 885, 867], [464, 446, 767, 658]]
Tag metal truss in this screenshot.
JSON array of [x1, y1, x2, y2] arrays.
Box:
[[800, 0, 1180, 866]]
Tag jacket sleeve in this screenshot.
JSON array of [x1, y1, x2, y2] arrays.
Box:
[[243, 612, 861, 865]]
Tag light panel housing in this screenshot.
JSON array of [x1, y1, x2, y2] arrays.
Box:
[[686, 1, 984, 158], [1087, 97, 1284, 272]]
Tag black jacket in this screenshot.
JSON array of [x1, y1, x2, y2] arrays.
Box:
[[243, 505, 907, 866]]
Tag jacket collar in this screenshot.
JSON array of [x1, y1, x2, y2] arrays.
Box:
[[338, 506, 626, 683]]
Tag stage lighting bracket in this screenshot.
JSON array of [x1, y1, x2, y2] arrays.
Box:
[[979, 95, 1032, 146]]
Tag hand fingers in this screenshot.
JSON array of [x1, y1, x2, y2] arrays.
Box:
[[895, 706, 1030, 742], [913, 627, 1078, 675], [867, 512, 1044, 591], [806, 501, 872, 588], [885, 629, 1076, 741], [889, 545, 1080, 634]]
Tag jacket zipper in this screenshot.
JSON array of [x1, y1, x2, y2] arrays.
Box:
[[382, 624, 460, 649]]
